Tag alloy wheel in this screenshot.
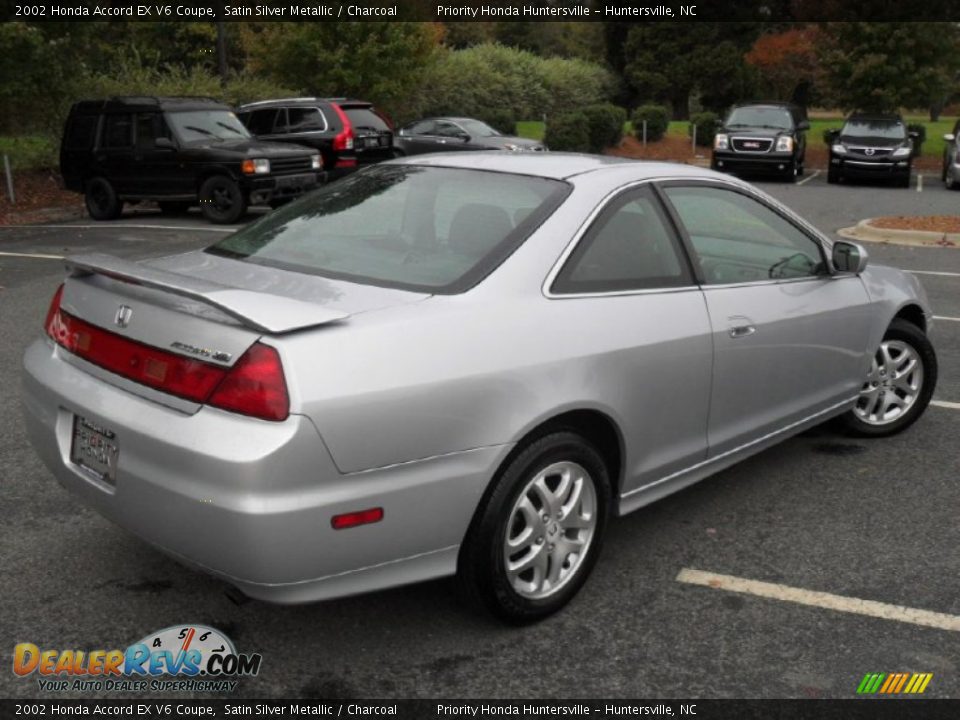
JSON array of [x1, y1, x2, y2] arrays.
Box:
[[503, 461, 597, 600], [854, 340, 923, 426]]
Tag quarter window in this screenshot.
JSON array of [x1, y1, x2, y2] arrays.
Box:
[[552, 187, 691, 294], [663, 185, 826, 285]]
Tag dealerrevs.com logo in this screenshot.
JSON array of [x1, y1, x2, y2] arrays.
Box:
[[13, 625, 262, 693]]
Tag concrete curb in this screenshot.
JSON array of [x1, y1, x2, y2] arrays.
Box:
[[837, 218, 960, 248]]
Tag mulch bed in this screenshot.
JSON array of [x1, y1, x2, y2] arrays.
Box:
[[0, 171, 84, 226], [870, 215, 960, 233]]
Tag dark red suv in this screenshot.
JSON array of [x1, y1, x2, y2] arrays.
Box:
[[237, 98, 395, 180]]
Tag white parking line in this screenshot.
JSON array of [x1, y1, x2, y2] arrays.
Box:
[[0, 251, 65, 260], [797, 170, 820, 186], [676, 568, 960, 632], [931, 400, 960, 410], [917, 174, 923, 192], [909, 270, 960, 278], [934, 315, 960, 322], [0, 224, 234, 233]]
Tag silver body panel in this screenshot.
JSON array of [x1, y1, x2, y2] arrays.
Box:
[[22, 154, 933, 602]]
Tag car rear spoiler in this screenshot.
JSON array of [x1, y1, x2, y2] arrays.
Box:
[[65, 253, 349, 334]]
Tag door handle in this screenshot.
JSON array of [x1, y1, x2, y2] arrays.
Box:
[[729, 325, 757, 338]]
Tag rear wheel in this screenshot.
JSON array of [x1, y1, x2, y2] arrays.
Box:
[[841, 319, 937, 437], [457, 431, 611, 624], [84, 177, 123, 220], [199, 175, 246, 224]]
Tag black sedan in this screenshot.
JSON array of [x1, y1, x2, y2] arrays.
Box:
[[827, 114, 915, 187], [394, 117, 546, 156]]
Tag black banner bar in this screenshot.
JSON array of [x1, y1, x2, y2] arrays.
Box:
[[6, 0, 960, 22], [2, 699, 960, 719]]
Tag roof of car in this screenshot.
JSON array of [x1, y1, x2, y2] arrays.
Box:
[[71, 97, 228, 113], [388, 152, 720, 181], [732, 101, 802, 110], [238, 97, 372, 110]]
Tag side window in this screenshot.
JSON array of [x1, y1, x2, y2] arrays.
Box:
[[102, 114, 133, 149], [409, 120, 436, 135], [434, 122, 464, 138], [663, 185, 827, 285], [135, 113, 170, 149], [246, 108, 280, 135], [552, 187, 691, 294], [286, 107, 326, 132]]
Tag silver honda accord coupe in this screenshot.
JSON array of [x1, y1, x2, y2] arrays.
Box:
[[22, 154, 937, 622]]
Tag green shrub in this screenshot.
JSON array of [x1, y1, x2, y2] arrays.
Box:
[[544, 112, 592, 153], [689, 111, 720, 146], [631, 104, 670, 142], [479, 109, 517, 136], [0, 135, 57, 171], [581, 103, 627, 152]]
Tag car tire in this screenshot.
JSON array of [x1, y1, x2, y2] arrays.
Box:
[[84, 177, 123, 220], [158, 201, 191, 215], [841, 318, 937, 438], [784, 159, 799, 183], [945, 168, 956, 190], [199, 175, 246, 224], [457, 431, 611, 624], [897, 173, 911, 189], [827, 169, 839, 184]]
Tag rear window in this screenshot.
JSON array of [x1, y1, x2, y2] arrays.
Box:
[[343, 107, 391, 132], [206, 165, 570, 293]]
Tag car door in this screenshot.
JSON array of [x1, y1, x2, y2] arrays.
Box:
[[548, 184, 713, 496], [95, 112, 136, 194], [133, 112, 185, 196], [660, 181, 874, 456]]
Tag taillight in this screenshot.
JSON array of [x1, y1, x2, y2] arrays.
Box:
[[207, 343, 289, 421], [44, 287, 289, 422], [44, 284, 65, 335], [331, 103, 354, 152]]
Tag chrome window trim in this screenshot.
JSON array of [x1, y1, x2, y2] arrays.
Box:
[[541, 175, 834, 300]]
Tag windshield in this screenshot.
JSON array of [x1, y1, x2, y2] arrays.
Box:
[[167, 110, 251, 143], [459, 120, 500, 138], [725, 107, 793, 130], [841, 120, 906, 141], [207, 165, 570, 293]]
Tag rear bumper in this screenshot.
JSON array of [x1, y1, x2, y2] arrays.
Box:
[[21, 338, 504, 603], [712, 151, 796, 174]]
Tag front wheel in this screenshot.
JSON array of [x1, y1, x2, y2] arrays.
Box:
[[457, 432, 611, 624], [827, 168, 840, 184], [199, 175, 246, 224], [841, 319, 937, 437]]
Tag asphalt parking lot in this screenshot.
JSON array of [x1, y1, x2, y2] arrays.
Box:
[[1, 173, 958, 701]]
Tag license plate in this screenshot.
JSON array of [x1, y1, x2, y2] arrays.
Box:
[[276, 173, 315, 189], [70, 415, 119, 484]]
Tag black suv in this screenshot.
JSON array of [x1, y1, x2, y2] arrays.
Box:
[[237, 98, 395, 180], [60, 97, 323, 224], [827, 113, 915, 187], [711, 102, 809, 182]]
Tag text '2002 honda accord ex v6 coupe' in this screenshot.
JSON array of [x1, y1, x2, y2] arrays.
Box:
[[23, 154, 937, 623]]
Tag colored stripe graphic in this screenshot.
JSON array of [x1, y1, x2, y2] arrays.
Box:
[[857, 673, 932, 694]]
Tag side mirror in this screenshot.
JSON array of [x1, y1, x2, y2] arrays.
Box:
[[825, 129, 840, 142], [832, 240, 869, 274], [944, 133, 955, 142], [459, 133, 471, 142], [908, 131, 919, 139], [797, 120, 810, 131], [155, 137, 176, 151]]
